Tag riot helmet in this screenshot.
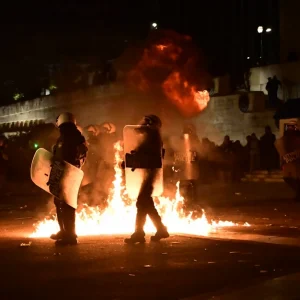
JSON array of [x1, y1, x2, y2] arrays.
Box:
[[56, 112, 76, 128], [140, 114, 162, 129], [99, 122, 116, 134]]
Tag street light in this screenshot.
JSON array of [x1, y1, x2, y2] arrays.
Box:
[[257, 26, 263, 33], [266, 28, 272, 33], [257, 26, 263, 62], [151, 22, 158, 29]]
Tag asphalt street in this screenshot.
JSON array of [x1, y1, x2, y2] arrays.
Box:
[[0, 216, 300, 299], [1, 181, 300, 299]]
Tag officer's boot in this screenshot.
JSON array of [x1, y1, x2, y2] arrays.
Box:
[[149, 206, 169, 242], [51, 198, 65, 240], [124, 210, 146, 244], [55, 204, 77, 246]]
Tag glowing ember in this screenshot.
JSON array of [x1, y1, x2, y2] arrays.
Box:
[[30, 141, 250, 238]]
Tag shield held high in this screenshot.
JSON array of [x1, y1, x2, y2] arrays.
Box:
[[123, 125, 163, 199]]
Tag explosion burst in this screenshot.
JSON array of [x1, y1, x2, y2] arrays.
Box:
[[127, 30, 212, 117], [30, 141, 250, 238]]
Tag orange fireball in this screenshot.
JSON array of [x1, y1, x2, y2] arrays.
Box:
[[126, 30, 212, 117], [163, 72, 210, 117]]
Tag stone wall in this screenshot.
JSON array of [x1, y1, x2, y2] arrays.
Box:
[[0, 85, 278, 145], [191, 94, 278, 145]]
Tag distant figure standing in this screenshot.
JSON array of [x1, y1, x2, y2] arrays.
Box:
[[250, 133, 260, 172], [266, 76, 281, 107], [219, 135, 234, 183], [260, 126, 278, 170]]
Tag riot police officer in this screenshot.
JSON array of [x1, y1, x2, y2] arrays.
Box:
[[50, 112, 88, 245], [124, 115, 169, 244]]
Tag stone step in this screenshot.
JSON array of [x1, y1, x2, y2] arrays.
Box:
[[241, 177, 284, 183], [269, 170, 283, 175], [245, 174, 283, 180], [245, 174, 264, 179], [251, 170, 269, 175], [269, 174, 283, 179], [264, 178, 285, 183]]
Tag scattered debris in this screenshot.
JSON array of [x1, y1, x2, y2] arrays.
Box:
[[161, 253, 168, 255], [129, 274, 135, 277], [53, 253, 62, 256], [144, 265, 151, 268], [208, 262, 216, 264], [193, 259, 197, 262], [260, 270, 268, 273], [235, 192, 241, 196], [230, 251, 240, 254], [20, 242, 32, 247]]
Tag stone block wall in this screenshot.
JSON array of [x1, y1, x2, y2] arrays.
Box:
[[0, 85, 278, 146]]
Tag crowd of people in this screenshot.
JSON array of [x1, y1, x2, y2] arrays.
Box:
[[163, 125, 279, 186], [194, 125, 279, 184]]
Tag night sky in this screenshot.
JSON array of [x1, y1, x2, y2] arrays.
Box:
[[0, 0, 279, 103], [0, 1, 278, 60]]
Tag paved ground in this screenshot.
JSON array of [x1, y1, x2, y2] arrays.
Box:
[[1, 181, 300, 299], [1, 230, 300, 300], [0, 209, 300, 299]]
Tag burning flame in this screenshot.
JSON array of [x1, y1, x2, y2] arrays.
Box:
[[30, 141, 249, 238]]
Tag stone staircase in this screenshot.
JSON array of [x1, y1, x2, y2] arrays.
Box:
[[241, 170, 284, 183]]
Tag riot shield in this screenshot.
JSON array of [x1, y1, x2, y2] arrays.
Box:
[[123, 125, 163, 199], [275, 136, 300, 179], [30, 148, 84, 209], [170, 134, 199, 180]]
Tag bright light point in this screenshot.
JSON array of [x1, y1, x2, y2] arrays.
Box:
[[152, 22, 158, 29], [257, 26, 263, 33], [266, 28, 272, 33], [34, 143, 38, 149], [247, 57, 250, 60]]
